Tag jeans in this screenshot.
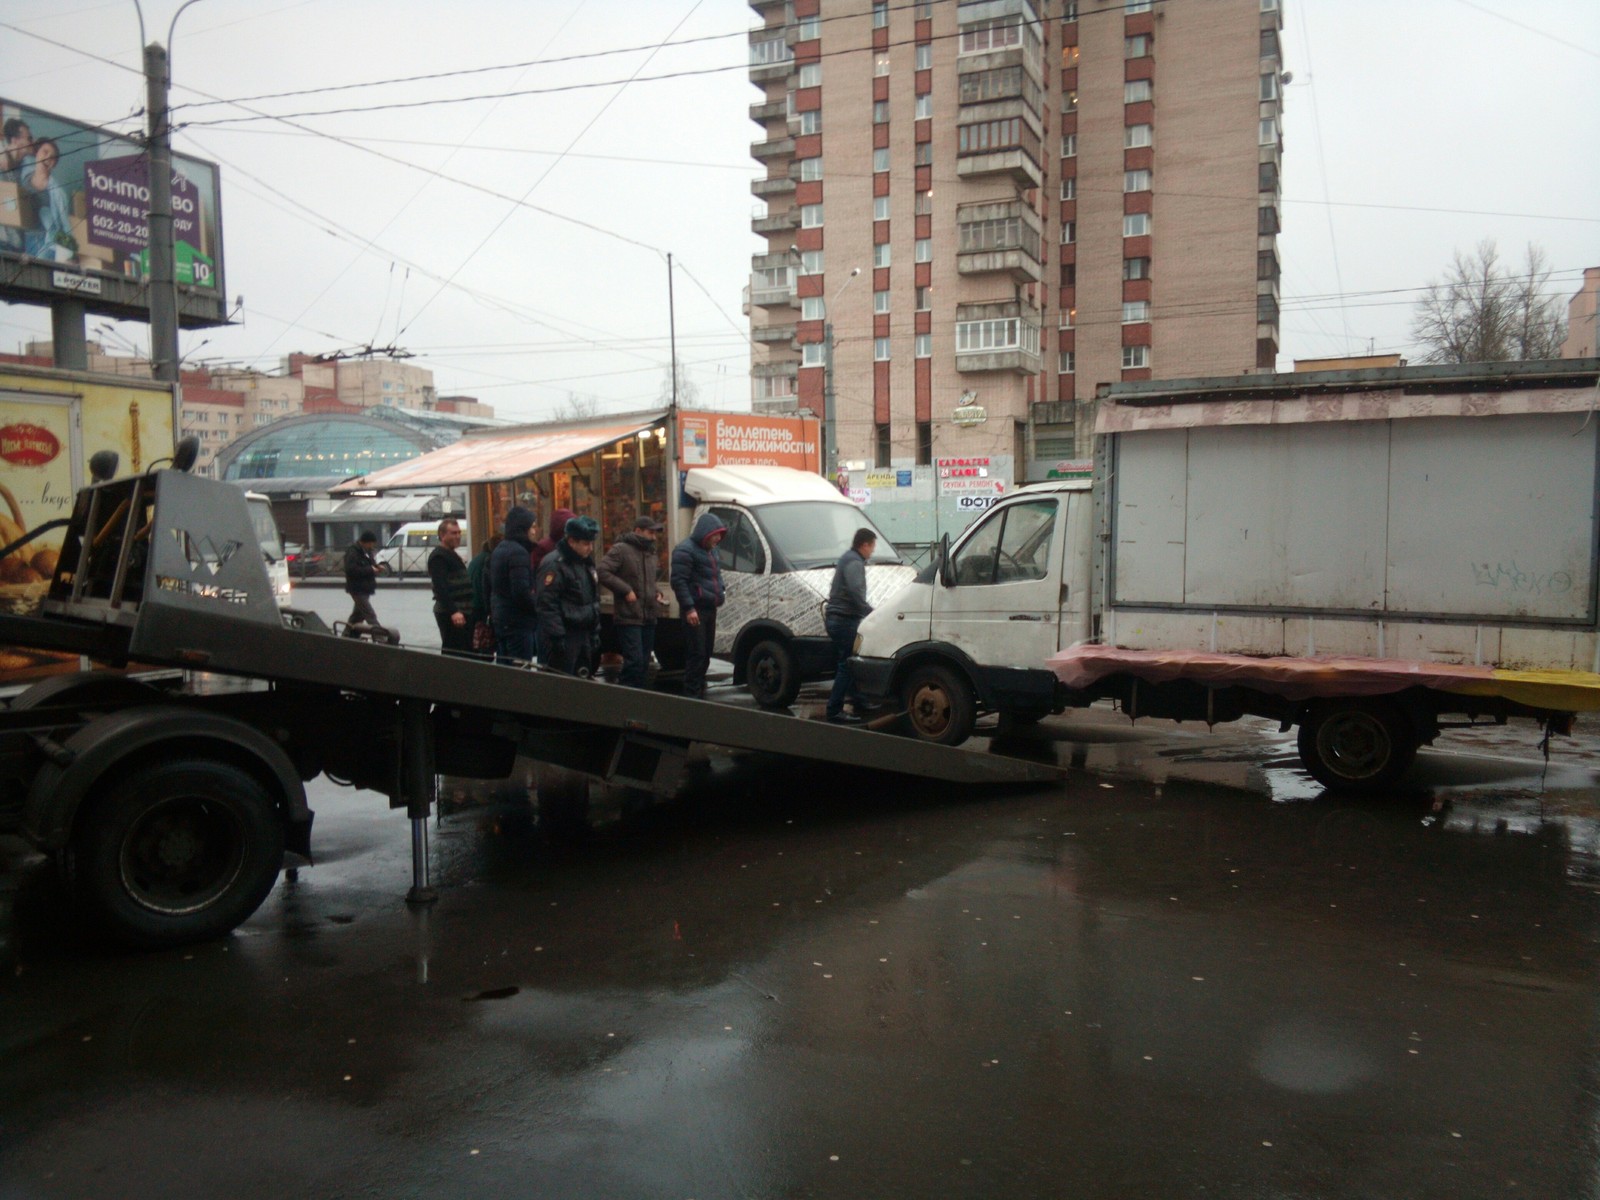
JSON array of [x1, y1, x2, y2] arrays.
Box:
[[497, 626, 535, 665], [825, 615, 864, 718], [682, 605, 717, 699], [344, 593, 379, 636], [615, 623, 656, 688]]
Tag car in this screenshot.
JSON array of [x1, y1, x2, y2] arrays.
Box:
[[285, 544, 329, 579]]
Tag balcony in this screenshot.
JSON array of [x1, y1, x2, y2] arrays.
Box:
[[752, 204, 801, 235], [751, 175, 798, 198], [956, 200, 1043, 284], [749, 0, 786, 13], [750, 255, 797, 308], [749, 98, 787, 123], [751, 135, 796, 162], [749, 36, 794, 84], [956, 148, 1042, 188], [753, 322, 798, 346], [955, 301, 1043, 376]]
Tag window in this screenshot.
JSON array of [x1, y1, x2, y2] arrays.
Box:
[[959, 65, 1037, 108], [1122, 345, 1150, 369], [876, 423, 891, 468], [1258, 117, 1279, 146], [750, 38, 792, 66], [874, 289, 891, 313], [956, 317, 1039, 355], [915, 238, 932, 263], [1124, 256, 1151, 280], [1125, 35, 1150, 58], [1059, 307, 1074, 329], [802, 343, 826, 367], [1122, 300, 1150, 323], [1261, 28, 1280, 58], [1125, 123, 1152, 148], [796, 16, 820, 40], [951, 499, 1057, 586], [918, 1, 934, 17], [1062, 89, 1078, 113], [874, 196, 891, 220], [1123, 212, 1150, 237], [798, 110, 821, 134], [1058, 349, 1075, 374], [801, 249, 824, 275], [915, 333, 931, 357], [1261, 0, 1278, 11], [1124, 168, 1151, 192], [959, 18, 1022, 55], [754, 373, 796, 401], [799, 156, 823, 181], [752, 265, 794, 292], [958, 214, 1038, 256], [915, 191, 933, 215], [1259, 160, 1279, 192], [1060, 221, 1075, 244], [874, 100, 890, 123], [798, 63, 821, 87], [801, 296, 825, 320], [959, 118, 1021, 154], [917, 421, 932, 465], [872, 1, 888, 28], [1124, 79, 1152, 104], [801, 203, 824, 228], [1258, 205, 1280, 234], [1260, 73, 1279, 101], [916, 43, 933, 70], [1061, 133, 1077, 158], [874, 52, 891, 76], [916, 286, 932, 310], [914, 142, 933, 165], [1257, 294, 1279, 323], [1060, 177, 1075, 200], [916, 93, 933, 118], [710, 508, 767, 575], [874, 242, 892, 267], [874, 337, 891, 361], [1257, 249, 1280, 281], [873, 147, 890, 172], [1125, 0, 1152, 11]]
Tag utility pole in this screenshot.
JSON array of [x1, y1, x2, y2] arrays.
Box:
[[144, 40, 178, 385], [822, 266, 861, 478]]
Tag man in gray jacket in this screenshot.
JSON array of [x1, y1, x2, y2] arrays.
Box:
[[598, 514, 665, 687], [824, 527, 877, 724]]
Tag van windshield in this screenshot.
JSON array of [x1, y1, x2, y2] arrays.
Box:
[[751, 501, 902, 570], [245, 498, 283, 559]]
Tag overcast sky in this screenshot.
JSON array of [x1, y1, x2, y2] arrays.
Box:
[[1, 0, 1596, 423]]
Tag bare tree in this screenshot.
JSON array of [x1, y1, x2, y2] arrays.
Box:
[[1410, 240, 1568, 364], [551, 391, 601, 421], [657, 362, 701, 408]]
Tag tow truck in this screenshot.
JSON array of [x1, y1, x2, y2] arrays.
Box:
[[0, 450, 1059, 948]]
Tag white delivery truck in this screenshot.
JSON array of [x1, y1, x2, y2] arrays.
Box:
[[376, 520, 471, 576], [852, 359, 1600, 791], [243, 491, 292, 607], [676, 464, 913, 707]]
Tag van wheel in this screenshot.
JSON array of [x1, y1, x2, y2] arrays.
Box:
[[1297, 699, 1418, 793], [71, 759, 285, 949], [746, 639, 801, 708], [901, 664, 976, 747]]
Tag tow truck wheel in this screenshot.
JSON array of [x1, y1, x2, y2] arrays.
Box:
[[901, 663, 976, 747], [1297, 699, 1418, 793], [71, 759, 285, 949], [746, 638, 801, 709]]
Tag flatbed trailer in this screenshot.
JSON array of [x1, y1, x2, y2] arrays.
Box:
[[0, 466, 1060, 949]]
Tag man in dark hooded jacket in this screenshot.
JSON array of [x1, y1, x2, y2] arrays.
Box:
[[489, 506, 538, 663], [535, 514, 601, 676], [669, 511, 726, 700]]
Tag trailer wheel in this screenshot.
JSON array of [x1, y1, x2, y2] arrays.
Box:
[[1297, 699, 1418, 793], [901, 663, 976, 747], [746, 638, 801, 709], [71, 759, 285, 949]]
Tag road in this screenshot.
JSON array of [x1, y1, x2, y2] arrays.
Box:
[[4, 586, 1600, 1198]]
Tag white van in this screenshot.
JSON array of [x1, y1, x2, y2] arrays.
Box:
[[244, 491, 292, 607], [375, 520, 470, 575]]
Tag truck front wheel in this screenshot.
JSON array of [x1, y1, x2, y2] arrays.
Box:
[[901, 664, 976, 747], [70, 759, 286, 949], [1297, 699, 1419, 794], [746, 638, 801, 708]]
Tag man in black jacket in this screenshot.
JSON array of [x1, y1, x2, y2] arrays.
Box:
[[824, 527, 877, 723], [428, 518, 473, 655], [489, 507, 538, 664], [535, 514, 602, 676], [342, 531, 386, 638]]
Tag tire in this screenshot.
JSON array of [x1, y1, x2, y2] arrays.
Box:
[[71, 759, 285, 949], [900, 663, 976, 747], [746, 638, 801, 708], [1297, 699, 1418, 794]]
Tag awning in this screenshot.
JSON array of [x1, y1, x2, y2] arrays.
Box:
[[330, 416, 661, 493]]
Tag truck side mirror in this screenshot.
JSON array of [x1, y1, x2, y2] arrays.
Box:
[[937, 533, 954, 587]]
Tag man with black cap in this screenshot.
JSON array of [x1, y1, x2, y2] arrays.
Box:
[[341, 530, 387, 638], [535, 514, 602, 676], [598, 513, 666, 688]]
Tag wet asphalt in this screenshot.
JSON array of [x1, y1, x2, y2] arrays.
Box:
[[4, 586, 1600, 1199]]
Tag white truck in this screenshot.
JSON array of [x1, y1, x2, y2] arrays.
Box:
[[852, 359, 1600, 791]]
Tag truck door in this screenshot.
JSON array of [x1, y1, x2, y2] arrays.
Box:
[[707, 505, 768, 654], [933, 496, 1065, 667]]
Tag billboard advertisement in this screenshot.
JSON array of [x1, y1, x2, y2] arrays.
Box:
[[0, 98, 224, 303], [677, 412, 822, 472]]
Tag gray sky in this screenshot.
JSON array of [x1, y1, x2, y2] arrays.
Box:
[[1, 0, 1596, 423]]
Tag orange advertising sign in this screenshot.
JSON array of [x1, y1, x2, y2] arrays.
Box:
[[677, 412, 822, 472]]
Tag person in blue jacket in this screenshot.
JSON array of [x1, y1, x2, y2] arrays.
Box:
[[489, 506, 539, 664], [669, 511, 726, 700]]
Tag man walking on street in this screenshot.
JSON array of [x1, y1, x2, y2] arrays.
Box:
[[342, 531, 386, 638], [535, 514, 602, 677], [598, 514, 665, 688], [824, 527, 877, 724], [429, 518, 473, 656], [489, 507, 539, 664], [670, 512, 726, 700]]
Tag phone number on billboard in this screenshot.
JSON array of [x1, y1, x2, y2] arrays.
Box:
[[91, 215, 148, 239]]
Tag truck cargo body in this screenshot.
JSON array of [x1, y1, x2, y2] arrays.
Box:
[[852, 360, 1600, 788]]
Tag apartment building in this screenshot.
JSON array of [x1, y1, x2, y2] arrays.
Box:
[[746, 0, 1284, 470]]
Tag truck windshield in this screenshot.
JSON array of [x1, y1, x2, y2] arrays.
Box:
[[245, 498, 284, 560], [751, 501, 902, 570]]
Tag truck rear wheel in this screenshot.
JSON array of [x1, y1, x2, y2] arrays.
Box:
[[1297, 699, 1418, 793], [901, 664, 976, 747], [70, 759, 285, 949], [746, 638, 801, 709]]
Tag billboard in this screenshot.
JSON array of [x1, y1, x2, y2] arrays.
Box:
[[0, 98, 227, 325], [676, 412, 822, 472]]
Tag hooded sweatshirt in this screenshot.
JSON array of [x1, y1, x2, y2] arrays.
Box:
[[670, 511, 727, 610], [489, 506, 538, 633], [533, 508, 576, 564]]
